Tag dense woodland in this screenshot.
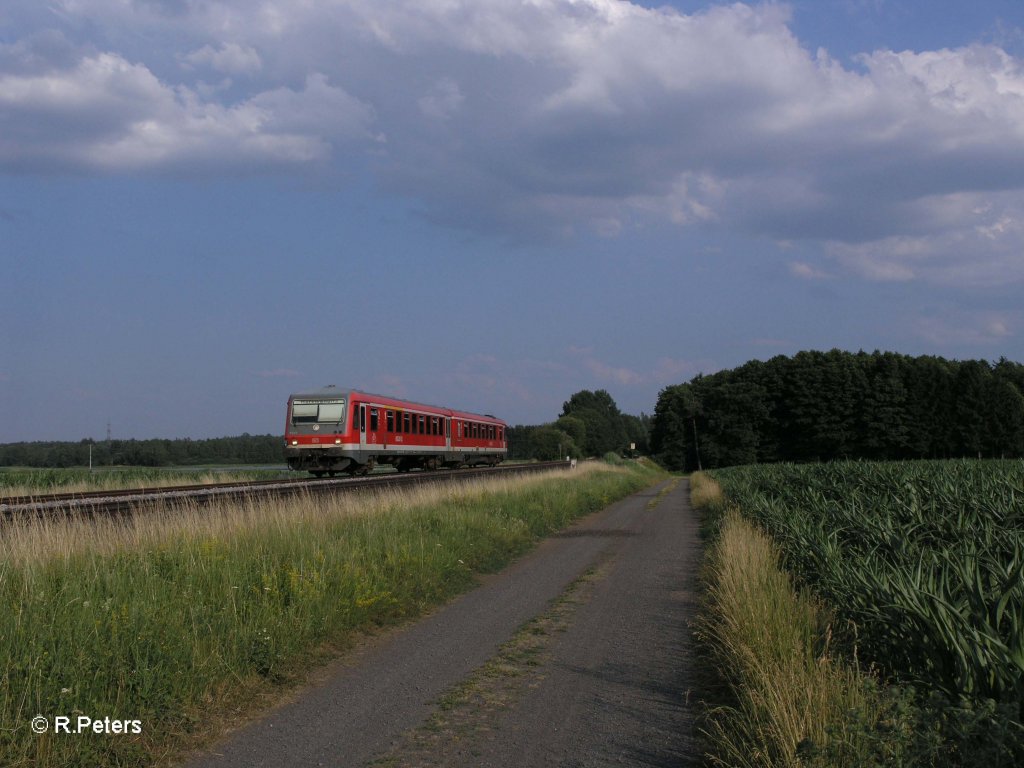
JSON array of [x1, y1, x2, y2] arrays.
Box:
[[650, 350, 1024, 471]]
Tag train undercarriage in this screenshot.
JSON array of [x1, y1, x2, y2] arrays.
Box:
[[285, 447, 503, 477]]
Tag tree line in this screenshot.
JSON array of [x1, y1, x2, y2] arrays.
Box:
[[0, 434, 283, 468], [1, 389, 652, 468], [650, 349, 1024, 472]]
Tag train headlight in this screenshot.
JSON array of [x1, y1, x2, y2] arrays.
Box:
[[291, 439, 298, 446], [335, 439, 342, 444]]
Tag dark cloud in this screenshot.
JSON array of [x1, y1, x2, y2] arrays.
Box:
[[3, 1, 1024, 281]]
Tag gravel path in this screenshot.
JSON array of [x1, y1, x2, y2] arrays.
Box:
[[184, 477, 701, 768]]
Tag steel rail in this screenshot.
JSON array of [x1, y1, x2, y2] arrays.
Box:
[[1, 461, 572, 522]]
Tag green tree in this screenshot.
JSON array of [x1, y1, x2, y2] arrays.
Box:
[[554, 415, 587, 450], [560, 390, 628, 456], [650, 383, 701, 471]]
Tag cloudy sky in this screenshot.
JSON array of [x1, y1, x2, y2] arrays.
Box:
[[2, 0, 1023, 441]]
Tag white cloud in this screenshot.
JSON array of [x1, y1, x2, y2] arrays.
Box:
[[914, 310, 1018, 346], [183, 42, 262, 75], [789, 261, 831, 280], [825, 190, 1024, 285], [417, 77, 463, 121], [0, 51, 375, 170]]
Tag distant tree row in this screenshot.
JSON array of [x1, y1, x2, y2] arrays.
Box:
[[509, 389, 650, 460], [0, 434, 283, 468], [650, 350, 1024, 471], [1, 389, 652, 468]]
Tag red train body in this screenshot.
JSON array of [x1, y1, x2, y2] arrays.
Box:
[[284, 386, 508, 475]]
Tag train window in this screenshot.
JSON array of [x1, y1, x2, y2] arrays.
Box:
[[431, 417, 439, 435], [418, 415, 426, 434], [292, 402, 317, 423], [402, 413, 409, 433], [386, 410, 394, 433], [292, 400, 347, 424], [370, 409, 378, 431], [359, 405, 366, 432], [320, 402, 344, 422]]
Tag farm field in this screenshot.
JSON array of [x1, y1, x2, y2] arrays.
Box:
[[0, 467, 291, 496], [701, 459, 1024, 766], [0, 459, 662, 767]]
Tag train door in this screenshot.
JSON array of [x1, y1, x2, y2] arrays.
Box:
[[359, 404, 367, 451], [445, 418, 451, 451]]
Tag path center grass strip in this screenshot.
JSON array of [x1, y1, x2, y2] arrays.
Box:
[[0, 461, 664, 768]]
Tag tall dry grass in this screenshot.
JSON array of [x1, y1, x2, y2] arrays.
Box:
[[693, 473, 892, 767]]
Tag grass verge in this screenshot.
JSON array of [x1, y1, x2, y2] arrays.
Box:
[[0, 467, 290, 496], [692, 472, 894, 767], [1, 460, 664, 767]]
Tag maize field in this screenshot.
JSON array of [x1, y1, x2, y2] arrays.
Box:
[[708, 460, 1024, 722]]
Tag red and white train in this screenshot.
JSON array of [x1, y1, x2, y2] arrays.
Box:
[[284, 386, 508, 475]]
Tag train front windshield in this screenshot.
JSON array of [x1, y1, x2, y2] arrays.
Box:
[[291, 399, 346, 425]]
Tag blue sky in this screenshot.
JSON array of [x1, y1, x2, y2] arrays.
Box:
[[2, 0, 1023, 441]]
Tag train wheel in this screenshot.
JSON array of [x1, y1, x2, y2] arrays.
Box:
[[311, 470, 325, 478]]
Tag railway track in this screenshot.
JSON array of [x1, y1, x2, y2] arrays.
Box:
[[0, 461, 573, 522]]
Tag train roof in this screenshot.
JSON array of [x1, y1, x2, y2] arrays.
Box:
[[287, 386, 506, 424]]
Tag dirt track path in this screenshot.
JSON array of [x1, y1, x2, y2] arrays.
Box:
[[184, 477, 701, 768]]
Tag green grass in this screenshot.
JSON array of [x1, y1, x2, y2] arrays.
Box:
[[0, 460, 664, 767]]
